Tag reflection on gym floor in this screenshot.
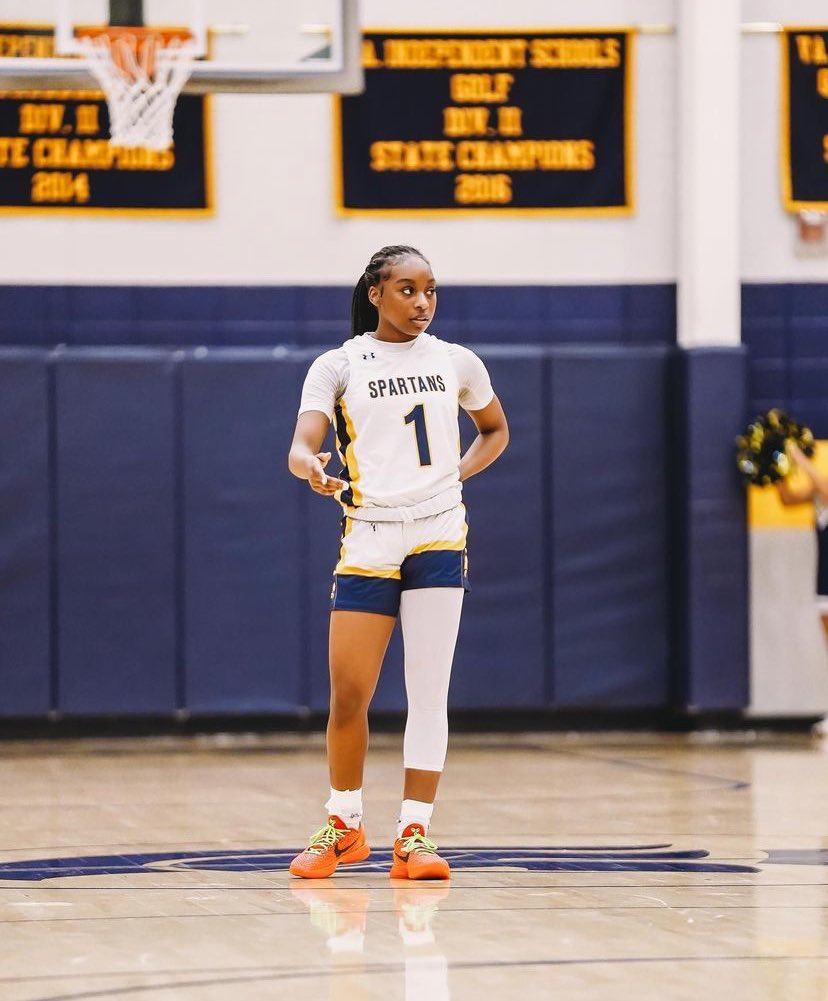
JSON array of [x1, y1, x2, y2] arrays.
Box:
[[291, 881, 451, 999]]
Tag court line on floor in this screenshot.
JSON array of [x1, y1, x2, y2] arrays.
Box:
[[544, 747, 751, 790], [0, 842, 274, 853], [13, 955, 828, 1001], [0, 832, 801, 853], [4, 900, 828, 925], [3, 884, 824, 892]]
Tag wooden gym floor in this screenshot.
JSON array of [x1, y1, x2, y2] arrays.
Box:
[[0, 730, 827, 1000]]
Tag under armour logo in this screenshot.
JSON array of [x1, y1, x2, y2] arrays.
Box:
[[362, 352, 375, 360]]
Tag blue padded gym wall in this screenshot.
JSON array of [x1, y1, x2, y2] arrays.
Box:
[[292, 347, 350, 713], [451, 347, 547, 708], [743, 284, 828, 438], [180, 350, 307, 713], [672, 348, 749, 710], [0, 282, 760, 721], [548, 347, 672, 708], [0, 350, 51, 715], [54, 350, 178, 714], [0, 284, 676, 349]]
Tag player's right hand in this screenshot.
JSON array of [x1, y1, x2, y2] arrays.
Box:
[[306, 452, 348, 496]]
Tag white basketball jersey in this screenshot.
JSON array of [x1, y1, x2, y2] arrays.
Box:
[[336, 332, 465, 516], [299, 332, 493, 520]]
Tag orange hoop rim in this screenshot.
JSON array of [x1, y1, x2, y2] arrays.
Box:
[[75, 25, 195, 79]]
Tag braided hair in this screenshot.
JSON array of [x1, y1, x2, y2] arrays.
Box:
[[350, 245, 431, 337]]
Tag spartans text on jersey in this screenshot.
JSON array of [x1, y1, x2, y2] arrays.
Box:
[[368, 374, 446, 399]]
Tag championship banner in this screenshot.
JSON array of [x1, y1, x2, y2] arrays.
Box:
[[782, 27, 828, 211], [0, 24, 212, 215], [335, 28, 633, 216]]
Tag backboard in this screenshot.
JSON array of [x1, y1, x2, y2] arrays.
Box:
[[0, 0, 362, 93]]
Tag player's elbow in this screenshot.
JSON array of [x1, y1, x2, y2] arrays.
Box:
[[493, 418, 510, 453]]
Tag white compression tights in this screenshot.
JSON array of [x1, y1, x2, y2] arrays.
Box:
[[400, 587, 465, 773]]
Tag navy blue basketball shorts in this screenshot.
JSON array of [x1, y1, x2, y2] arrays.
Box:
[[330, 505, 470, 618]]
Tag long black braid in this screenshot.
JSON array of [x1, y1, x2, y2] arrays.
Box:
[[350, 245, 430, 337]]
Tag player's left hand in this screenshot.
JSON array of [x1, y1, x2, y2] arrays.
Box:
[[307, 451, 348, 496]]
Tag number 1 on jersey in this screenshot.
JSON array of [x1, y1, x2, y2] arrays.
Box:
[[404, 403, 432, 467]]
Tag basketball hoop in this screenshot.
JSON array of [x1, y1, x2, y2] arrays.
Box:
[[77, 28, 197, 150]]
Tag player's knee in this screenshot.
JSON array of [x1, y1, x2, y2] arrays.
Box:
[[329, 679, 372, 723], [406, 692, 450, 713]]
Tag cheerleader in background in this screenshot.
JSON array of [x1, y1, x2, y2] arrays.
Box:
[[776, 440, 828, 645]]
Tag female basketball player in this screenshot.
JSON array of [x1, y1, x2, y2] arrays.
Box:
[[287, 246, 509, 880], [776, 441, 828, 644]]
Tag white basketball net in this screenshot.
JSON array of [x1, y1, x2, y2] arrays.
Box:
[[79, 32, 196, 150]]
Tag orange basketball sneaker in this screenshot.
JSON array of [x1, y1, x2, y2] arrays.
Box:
[[289, 816, 370, 879], [390, 824, 450, 880]]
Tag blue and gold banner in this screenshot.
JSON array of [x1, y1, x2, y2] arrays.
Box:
[[0, 23, 212, 215], [782, 27, 828, 211], [335, 28, 634, 216]]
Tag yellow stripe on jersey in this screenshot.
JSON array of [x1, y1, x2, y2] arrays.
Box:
[[408, 518, 468, 554], [338, 516, 355, 566], [336, 398, 363, 507], [335, 563, 402, 579]]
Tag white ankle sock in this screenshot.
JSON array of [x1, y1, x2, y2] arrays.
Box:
[[325, 787, 363, 830], [397, 799, 434, 839]]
